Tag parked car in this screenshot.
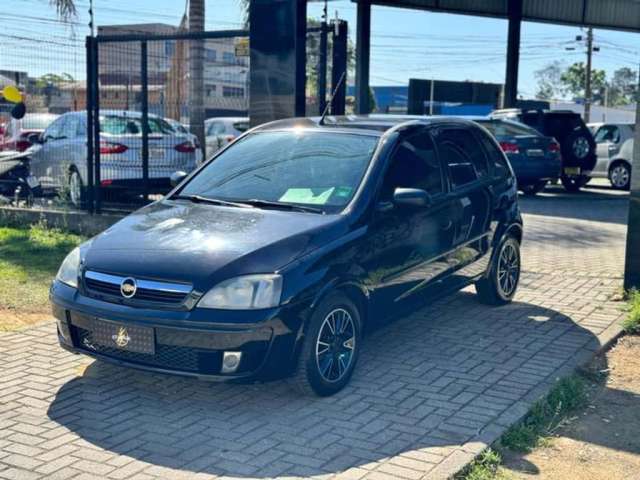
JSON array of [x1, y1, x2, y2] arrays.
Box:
[[474, 118, 561, 195], [165, 117, 203, 165], [205, 117, 249, 157], [588, 122, 635, 190], [29, 110, 198, 206], [491, 109, 597, 192], [0, 113, 58, 152], [52, 115, 522, 396]]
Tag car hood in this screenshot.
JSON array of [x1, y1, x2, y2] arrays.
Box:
[[84, 199, 345, 290]]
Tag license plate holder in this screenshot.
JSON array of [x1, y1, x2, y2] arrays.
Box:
[[90, 319, 155, 354], [564, 167, 581, 176], [149, 148, 165, 160]]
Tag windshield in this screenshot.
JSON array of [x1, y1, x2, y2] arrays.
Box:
[[477, 120, 540, 137], [178, 130, 379, 213]]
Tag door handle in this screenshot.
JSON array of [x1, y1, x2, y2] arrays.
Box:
[[442, 219, 453, 231]]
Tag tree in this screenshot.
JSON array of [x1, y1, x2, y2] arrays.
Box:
[[560, 62, 606, 102], [534, 61, 565, 100], [607, 67, 639, 106], [50, 0, 76, 20]]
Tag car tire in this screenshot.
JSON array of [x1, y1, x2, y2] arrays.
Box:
[[475, 235, 521, 306], [520, 181, 547, 196], [68, 169, 84, 208], [560, 174, 590, 193], [290, 292, 362, 397], [609, 161, 631, 190]]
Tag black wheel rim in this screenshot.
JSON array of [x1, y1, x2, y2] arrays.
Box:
[[315, 308, 356, 383], [497, 243, 519, 298]]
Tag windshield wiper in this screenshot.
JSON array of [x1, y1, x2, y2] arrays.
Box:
[[171, 194, 254, 209], [243, 199, 325, 214]]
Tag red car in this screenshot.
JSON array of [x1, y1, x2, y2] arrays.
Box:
[[0, 113, 59, 152]]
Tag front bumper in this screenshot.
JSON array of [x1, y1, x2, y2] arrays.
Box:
[[51, 281, 307, 382]]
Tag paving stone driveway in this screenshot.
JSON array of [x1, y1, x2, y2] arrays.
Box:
[[0, 183, 629, 480]]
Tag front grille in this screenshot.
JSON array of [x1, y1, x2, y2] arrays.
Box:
[[74, 326, 219, 374], [84, 270, 192, 306]]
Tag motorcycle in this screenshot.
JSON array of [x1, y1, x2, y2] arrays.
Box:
[[0, 150, 42, 206]]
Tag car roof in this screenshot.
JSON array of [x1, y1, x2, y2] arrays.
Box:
[[206, 117, 249, 123], [252, 114, 482, 136]]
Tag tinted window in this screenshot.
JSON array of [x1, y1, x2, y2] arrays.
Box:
[[477, 120, 540, 137], [44, 116, 66, 140], [233, 121, 249, 133], [207, 121, 225, 135], [381, 131, 443, 199], [181, 131, 378, 212], [435, 128, 488, 188]]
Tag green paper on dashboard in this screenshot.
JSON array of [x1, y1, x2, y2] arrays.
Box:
[[279, 187, 335, 205]]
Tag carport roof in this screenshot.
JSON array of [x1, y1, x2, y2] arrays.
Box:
[[353, 0, 640, 32]]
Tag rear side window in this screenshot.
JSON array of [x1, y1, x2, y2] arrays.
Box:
[[594, 125, 620, 144], [478, 133, 511, 179], [100, 116, 173, 135], [435, 128, 489, 189], [381, 131, 443, 199], [233, 121, 249, 133], [478, 120, 539, 137]]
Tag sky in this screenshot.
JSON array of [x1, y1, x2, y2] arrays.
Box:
[[2, 0, 639, 100]]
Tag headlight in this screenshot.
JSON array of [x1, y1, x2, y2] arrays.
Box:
[[56, 247, 81, 288], [198, 274, 283, 310]]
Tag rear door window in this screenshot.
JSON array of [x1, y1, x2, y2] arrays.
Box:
[[594, 125, 620, 144], [100, 116, 172, 135]]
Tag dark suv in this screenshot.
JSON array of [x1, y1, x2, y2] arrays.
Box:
[[51, 115, 523, 396], [491, 109, 597, 192]]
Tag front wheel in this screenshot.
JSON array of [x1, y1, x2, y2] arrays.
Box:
[[475, 236, 521, 305], [560, 174, 589, 193], [68, 169, 85, 208], [291, 293, 362, 396]]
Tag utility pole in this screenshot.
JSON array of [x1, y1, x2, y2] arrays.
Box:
[[584, 27, 594, 123]]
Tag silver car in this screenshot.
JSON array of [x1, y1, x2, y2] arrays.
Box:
[[30, 110, 198, 206], [588, 122, 635, 189], [204, 117, 249, 157]]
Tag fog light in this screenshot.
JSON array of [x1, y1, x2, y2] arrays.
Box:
[[221, 351, 242, 374], [56, 318, 72, 344]]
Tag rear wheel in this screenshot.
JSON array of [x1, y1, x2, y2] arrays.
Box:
[[609, 161, 631, 190], [476, 236, 521, 305], [520, 181, 547, 196], [291, 293, 362, 396]]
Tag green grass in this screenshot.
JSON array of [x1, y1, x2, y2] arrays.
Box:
[[457, 450, 510, 480], [500, 375, 587, 452], [0, 223, 84, 320], [622, 289, 640, 334]]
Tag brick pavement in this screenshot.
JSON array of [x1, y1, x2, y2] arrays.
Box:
[[0, 183, 629, 480]]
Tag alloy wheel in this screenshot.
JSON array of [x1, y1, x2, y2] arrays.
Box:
[[315, 308, 356, 383], [610, 164, 630, 189], [497, 242, 519, 298]]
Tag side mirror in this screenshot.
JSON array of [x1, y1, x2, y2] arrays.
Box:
[[170, 170, 188, 188], [393, 188, 431, 208]]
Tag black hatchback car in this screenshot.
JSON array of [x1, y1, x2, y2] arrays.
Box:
[[51, 115, 523, 396]]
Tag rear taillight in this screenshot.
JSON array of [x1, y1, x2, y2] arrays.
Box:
[[16, 140, 31, 151], [549, 141, 560, 153], [224, 135, 236, 143], [175, 141, 196, 153], [100, 142, 128, 154], [499, 142, 520, 154]]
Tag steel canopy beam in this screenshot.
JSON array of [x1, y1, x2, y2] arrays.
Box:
[[355, 0, 371, 114], [504, 0, 522, 108]]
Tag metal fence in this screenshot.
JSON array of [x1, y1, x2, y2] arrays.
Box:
[[86, 29, 250, 213]]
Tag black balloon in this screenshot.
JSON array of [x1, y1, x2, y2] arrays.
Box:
[[11, 102, 26, 120]]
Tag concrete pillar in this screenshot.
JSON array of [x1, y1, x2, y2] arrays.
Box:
[[355, 0, 371, 114], [249, 0, 307, 126], [624, 80, 640, 290], [504, 0, 522, 108]]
